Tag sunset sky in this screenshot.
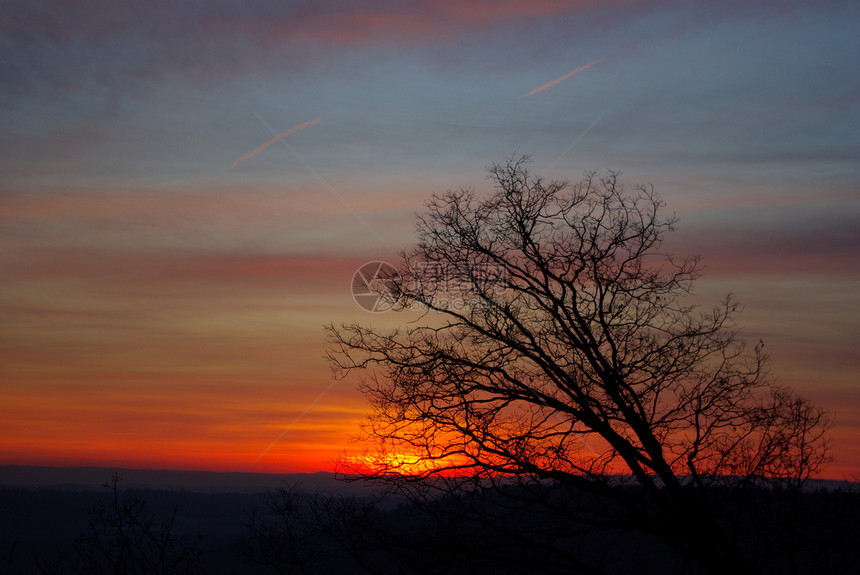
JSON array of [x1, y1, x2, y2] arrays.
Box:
[[1, 0, 858, 477]]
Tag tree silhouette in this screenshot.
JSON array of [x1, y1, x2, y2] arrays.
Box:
[[327, 156, 830, 574], [69, 474, 202, 575], [244, 484, 391, 575]]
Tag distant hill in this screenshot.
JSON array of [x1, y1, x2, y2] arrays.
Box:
[[2, 465, 857, 493], [0, 465, 374, 494]]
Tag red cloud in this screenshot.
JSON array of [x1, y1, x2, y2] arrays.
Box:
[[666, 220, 860, 278]]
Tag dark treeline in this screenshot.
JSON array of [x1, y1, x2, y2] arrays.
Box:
[[2, 476, 860, 575]]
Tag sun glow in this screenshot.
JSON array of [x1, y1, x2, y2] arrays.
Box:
[[338, 448, 473, 477]]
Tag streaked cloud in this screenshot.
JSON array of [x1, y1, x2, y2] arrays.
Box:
[[0, 379, 364, 473], [667, 218, 860, 278]]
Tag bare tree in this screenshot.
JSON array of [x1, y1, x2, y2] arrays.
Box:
[[327, 156, 830, 574]]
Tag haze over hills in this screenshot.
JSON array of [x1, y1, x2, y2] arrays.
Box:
[[2, 465, 857, 493], [0, 465, 372, 494]]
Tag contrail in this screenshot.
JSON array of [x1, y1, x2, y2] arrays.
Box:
[[231, 118, 319, 168], [247, 110, 388, 466], [252, 378, 339, 466], [546, 108, 608, 172], [518, 60, 599, 99], [251, 112, 389, 248]]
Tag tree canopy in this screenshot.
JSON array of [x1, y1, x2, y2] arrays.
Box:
[[327, 156, 830, 574]]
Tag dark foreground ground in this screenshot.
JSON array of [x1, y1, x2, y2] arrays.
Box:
[[1, 466, 859, 574], [0, 466, 381, 574]]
